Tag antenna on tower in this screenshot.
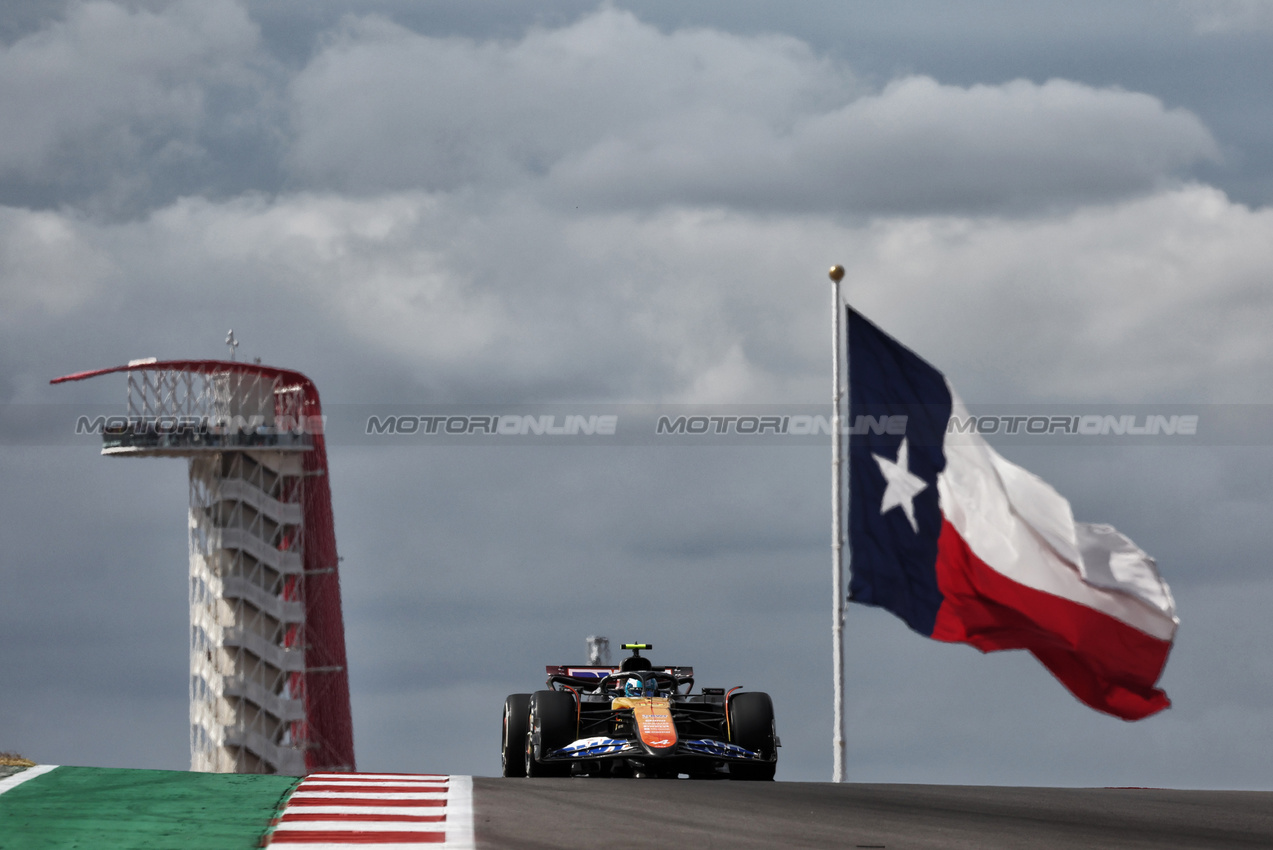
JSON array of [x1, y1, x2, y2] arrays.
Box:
[[225, 330, 239, 361]]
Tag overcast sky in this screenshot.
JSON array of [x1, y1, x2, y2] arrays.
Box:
[[3, 0, 1273, 788]]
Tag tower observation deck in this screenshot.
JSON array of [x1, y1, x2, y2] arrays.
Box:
[[53, 360, 355, 775]]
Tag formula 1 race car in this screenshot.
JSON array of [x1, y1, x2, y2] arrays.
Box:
[[501, 643, 778, 780]]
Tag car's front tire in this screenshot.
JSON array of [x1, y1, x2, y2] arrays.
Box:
[[525, 690, 575, 778], [728, 691, 777, 781], [502, 694, 531, 777]]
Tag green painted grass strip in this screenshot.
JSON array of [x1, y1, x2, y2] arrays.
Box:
[[0, 765, 299, 849]]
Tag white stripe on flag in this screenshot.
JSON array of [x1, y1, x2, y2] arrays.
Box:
[[938, 392, 1178, 641]]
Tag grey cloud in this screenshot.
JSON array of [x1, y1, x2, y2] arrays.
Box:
[[286, 10, 852, 195], [839, 186, 1273, 405], [550, 76, 1219, 215], [0, 3, 1228, 218], [6, 180, 1273, 413], [1186, 0, 1273, 33], [0, 0, 284, 215], [286, 9, 1217, 215]]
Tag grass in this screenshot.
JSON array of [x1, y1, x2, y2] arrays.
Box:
[[0, 753, 36, 767]]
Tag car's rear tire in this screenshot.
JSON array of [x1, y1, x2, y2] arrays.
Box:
[[502, 694, 531, 777], [525, 690, 575, 778], [729, 692, 777, 781]]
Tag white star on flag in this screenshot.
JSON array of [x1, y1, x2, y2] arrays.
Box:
[[873, 437, 927, 533]]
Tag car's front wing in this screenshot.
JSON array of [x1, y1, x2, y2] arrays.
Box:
[[546, 736, 764, 762]]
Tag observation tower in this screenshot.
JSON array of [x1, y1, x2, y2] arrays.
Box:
[[53, 358, 355, 775]]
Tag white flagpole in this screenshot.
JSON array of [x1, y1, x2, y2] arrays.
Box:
[[829, 264, 847, 783]]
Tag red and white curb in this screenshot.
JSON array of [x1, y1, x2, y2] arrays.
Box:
[[0, 764, 58, 796], [264, 772, 474, 848]]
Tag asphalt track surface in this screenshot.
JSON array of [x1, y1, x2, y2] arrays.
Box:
[[473, 779, 1273, 850]]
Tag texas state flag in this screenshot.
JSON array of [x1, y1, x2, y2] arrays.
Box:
[[847, 308, 1178, 720]]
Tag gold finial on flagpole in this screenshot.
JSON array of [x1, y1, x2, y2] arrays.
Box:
[[829, 265, 845, 283]]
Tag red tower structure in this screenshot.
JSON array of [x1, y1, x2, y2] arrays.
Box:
[[54, 360, 355, 774]]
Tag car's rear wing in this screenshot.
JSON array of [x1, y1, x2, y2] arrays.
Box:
[[545, 665, 696, 694], [545, 665, 693, 680]]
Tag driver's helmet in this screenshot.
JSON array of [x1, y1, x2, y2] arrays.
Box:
[[624, 677, 646, 697]]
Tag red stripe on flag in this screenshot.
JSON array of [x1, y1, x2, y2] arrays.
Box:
[[932, 518, 1172, 720], [286, 797, 446, 808], [269, 829, 445, 844], [281, 813, 447, 823]]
